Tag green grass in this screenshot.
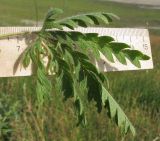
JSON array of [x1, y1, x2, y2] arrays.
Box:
[[0, 0, 160, 141], [0, 0, 160, 27]]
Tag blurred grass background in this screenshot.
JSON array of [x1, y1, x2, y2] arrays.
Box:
[[0, 0, 160, 141]]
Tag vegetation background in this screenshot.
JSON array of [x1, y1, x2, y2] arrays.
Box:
[[0, 0, 160, 141]]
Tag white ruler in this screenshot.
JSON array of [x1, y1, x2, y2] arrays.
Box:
[[0, 27, 153, 77]]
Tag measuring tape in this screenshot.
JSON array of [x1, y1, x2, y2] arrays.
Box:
[[0, 27, 153, 77]]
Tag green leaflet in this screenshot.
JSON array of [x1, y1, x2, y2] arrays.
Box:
[[73, 51, 90, 60], [74, 92, 86, 126], [98, 36, 115, 47], [102, 12, 120, 21], [86, 15, 100, 25], [81, 59, 100, 76], [22, 48, 31, 68], [101, 47, 114, 62], [84, 33, 99, 43], [94, 13, 110, 24], [114, 52, 127, 65], [64, 49, 75, 65], [108, 42, 131, 52], [45, 8, 63, 19], [72, 15, 95, 27], [61, 70, 74, 99], [60, 20, 78, 30], [122, 49, 150, 68], [75, 97, 84, 117], [92, 47, 101, 60]]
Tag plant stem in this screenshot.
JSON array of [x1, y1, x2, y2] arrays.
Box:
[[33, 0, 39, 26]]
